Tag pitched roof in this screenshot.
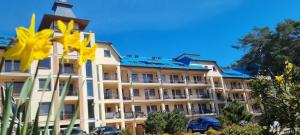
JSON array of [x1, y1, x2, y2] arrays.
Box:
[[121, 55, 209, 70], [222, 69, 253, 79], [0, 35, 12, 48]]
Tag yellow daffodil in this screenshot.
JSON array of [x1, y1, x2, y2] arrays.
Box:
[[78, 35, 96, 65], [55, 20, 80, 61], [4, 14, 54, 71]]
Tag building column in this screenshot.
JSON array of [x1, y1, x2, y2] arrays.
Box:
[[241, 80, 250, 111], [157, 70, 165, 111], [220, 77, 227, 103], [79, 64, 89, 132], [98, 65, 106, 126], [209, 77, 219, 114], [117, 65, 125, 129]]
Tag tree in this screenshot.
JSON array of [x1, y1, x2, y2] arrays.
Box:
[[164, 110, 188, 134], [232, 20, 300, 76], [220, 101, 253, 125], [145, 112, 167, 135], [145, 110, 188, 134], [250, 61, 300, 134]]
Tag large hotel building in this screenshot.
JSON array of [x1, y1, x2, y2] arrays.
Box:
[[0, 0, 261, 134]]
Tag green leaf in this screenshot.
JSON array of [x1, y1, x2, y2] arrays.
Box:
[[64, 99, 80, 135], [1, 84, 13, 135], [21, 61, 40, 135], [51, 75, 72, 135], [32, 105, 40, 135]]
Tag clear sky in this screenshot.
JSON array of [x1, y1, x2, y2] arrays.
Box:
[[0, 0, 300, 66]]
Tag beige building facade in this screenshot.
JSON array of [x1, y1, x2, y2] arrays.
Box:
[[0, 0, 262, 134]]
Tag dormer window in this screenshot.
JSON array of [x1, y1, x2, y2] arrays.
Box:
[[104, 50, 111, 57], [213, 66, 216, 71]]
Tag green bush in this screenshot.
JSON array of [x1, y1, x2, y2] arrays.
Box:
[[164, 110, 188, 134], [121, 128, 133, 135], [145, 110, 188, 134], [222, 124, 263, 135], [206, 129, 219, 135]]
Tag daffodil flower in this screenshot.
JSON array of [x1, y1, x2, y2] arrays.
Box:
[[78, 35, 96, 65], [55, 20, 80, 61], [4, 14, 54, 71]]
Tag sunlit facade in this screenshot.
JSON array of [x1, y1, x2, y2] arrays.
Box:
[[0, 0, 261, 134]]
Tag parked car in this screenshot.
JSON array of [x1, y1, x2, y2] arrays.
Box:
[[187, 116, 221, 133], [90, 126, 121, 135], [61, 128, 88, 135]]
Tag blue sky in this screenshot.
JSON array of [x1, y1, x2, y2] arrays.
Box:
[[0, 0, 300, 66]]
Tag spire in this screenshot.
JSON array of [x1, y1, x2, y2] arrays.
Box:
[[52, 0, 76, 18]]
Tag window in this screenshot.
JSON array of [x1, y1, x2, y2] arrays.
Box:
[[165, 105, 170, 112], [40, 102, 50, 115], [103, 73, 109, 80], [135, 106, 142, 112], [131, 74, 138, 82], [133, 89, 139, 96], [213, 66, 216, 71], [88, 100, 94, 119], [145, 89, 155, 96], [4, 60, 20, 72], [104, 50, 111, 57], [160, 74, 166, 82], [87, 80, 94, 96], [147, 105, 157, 113], [62, 63, 74, 73], [39, 58, 51, 69], [39, 79, 51, 91], [86, 60, 93, 77]]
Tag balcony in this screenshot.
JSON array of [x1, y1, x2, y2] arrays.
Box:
[[144, 96, 160, 100], [172, 94, 187, 99], [105, 112, 121, 119], [188, 80, 209, 85], [104, 94, 119, 99], [59, 63, 78, 75], [103, 73, 118, 81], [162, 79, 185, 84], [192, 109, 214, 115], [123, 95, 131, 100], [190, 94, 210, 99], [131, 78, 159, 83], [60, 113, 73, 120]]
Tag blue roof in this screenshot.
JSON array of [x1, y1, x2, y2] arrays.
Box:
[[0, 36, 11, 47], [121, 56, 208, 70], [222, 69, 253, 79]]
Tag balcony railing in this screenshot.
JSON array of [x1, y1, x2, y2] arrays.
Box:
[[190, 94, 210, 99], [172, 95, 187, 99], [103, 74, 118, 80], [132, 77, 159, 83], [144, 96, 160, 100], [123, 95, 131, 100], [59, 89, 78, 96], [162, 80, 185, 84], [124, 112, 147, 119], [192, 109, 213, 115], [188, 80, 209, 84], [60, 113, 73, 120], [105, 112, 121, 119], [104, 94, 119, 99], [227, 86, 243, 89]]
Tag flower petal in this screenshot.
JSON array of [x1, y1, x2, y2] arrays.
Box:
[[16, 27, 29, 46], [66, 20, 74, 34], [3, 42, 25, 59], [29, 14, 35, 35], [57, 20, 67, 33], [35, 29, 54, 39]]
